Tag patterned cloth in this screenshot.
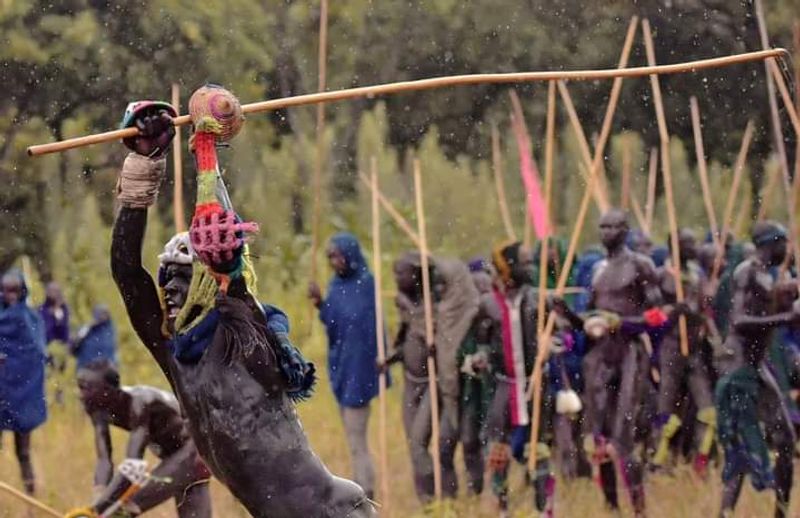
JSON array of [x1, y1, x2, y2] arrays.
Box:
[[715, 365, 775, 491]]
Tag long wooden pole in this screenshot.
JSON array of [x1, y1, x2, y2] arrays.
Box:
[[621, 134, 632, 210], [0, 481, 61, 518], [508, 90, 542, 249], [709, 121, 756, 284], [529, 80, 557, 471], [357, 172, 421, 247], [645, 147, 658, 233], [309, 0, 329, 297], [412, 158, 442, 500], [767, 58, 800, 273], [689, 97, 719, 246], [171, 83, 186, 232], [643, 18, 690, 357], [556, 15, 640, 213], [757, 161, 781, 221], [370, 158, 390, 513], [527, 19, 640, 468], [755, 0, 800, 276], [557, 82, 610, 211], [28, 49, 788, 156], [491, 122, 517, 240]]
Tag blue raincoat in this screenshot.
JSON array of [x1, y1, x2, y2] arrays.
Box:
[[319, 233, 388, 407], [73, 319, 118, 369], [0, 271, 47, 433]]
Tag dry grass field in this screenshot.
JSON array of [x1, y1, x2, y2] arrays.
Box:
[[1, 330, 798, 518]]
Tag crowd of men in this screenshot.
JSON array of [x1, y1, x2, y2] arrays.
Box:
[[350, 210, 799, 518], [2, 96, 800, 518]]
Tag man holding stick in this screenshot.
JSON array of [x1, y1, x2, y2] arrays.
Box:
[[484, 242, 555, 517], [109, 97, 375, 517], [552, 209, 679, 516], [715, 221, 799, 518], [651, 228, 716, 476], [381, 251, 478, 503]]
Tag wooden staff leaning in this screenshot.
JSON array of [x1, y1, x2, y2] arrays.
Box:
[[491, 121, 518, 241], [642, 18, 690, 357], [528, 80, 557, 471], [309, 0, 330, 308], [171, 83, 186, 233], [526, 15, 640, 470], [369, 157, 391, 512], [412, 158, 443, 500], [689, 97, 719, 246]]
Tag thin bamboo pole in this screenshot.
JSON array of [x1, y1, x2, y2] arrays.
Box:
[[357, 172, 421, 247], [709, 121, 756, 284], [643, 18, 689, 357], [491, 122, 517, 240], [557, 82, 610, 211], [171, 84, 186, 232], [370, 158, 390, 513], [630, 195, 648, 231], [767, 58, 800, 273], [309, 0, 329, 298], [0, 482, 61, 517], [508, 90, 542, 249], [526, 18, 640, 469], [757, 161, 781, 221], [621, 135, 632, 210], [529, 80, 556, 471], [689, 97, 719, 246], [412, 158, 442, 500], [28, 49, 788, 156], [645, 147, 658, 233]]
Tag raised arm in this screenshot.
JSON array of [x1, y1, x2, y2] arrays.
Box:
[[111, 206, 169, 368], [110, 104, 176, 372]]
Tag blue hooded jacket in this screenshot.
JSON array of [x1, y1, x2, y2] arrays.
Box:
[[0, 270, 47, 433], [319, 233, 388, 407], [73, 315, 118, 369]]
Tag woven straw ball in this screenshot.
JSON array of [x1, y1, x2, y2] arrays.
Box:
[[188, 84, 245, 142]]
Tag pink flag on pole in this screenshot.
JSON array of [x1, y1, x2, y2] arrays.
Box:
[[509, 93, 549, 239]]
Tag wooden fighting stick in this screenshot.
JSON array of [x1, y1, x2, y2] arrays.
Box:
[[621, 134, 632, 210], [689, 97, 719, 247], [171, 83, 186, 233], [28, 49, 788, 157], [556, 15, 640, 213], [491, 121, 518, 241], [508, 89, 543, 249], [528, 79, 557, 472], [369, 157, 391, 513], [709, 121, 756, 285], [0, 481, 61, 517], [643, 18, 690, 357], [412, 158, 443, 500], [310, 0, 329, 299], [644, 147, 658, 233], [767, 58, 800, 274], [357, 171, 421, 247], [526, 15, 639, 470]]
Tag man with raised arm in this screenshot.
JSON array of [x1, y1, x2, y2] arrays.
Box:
[[109, 96, 375, 517]]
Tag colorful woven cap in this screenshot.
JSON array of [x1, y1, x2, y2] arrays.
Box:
[[188, 84, 245, 142]]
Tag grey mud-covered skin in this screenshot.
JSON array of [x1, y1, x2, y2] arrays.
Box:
[[558, 209, 662, 516], [111, 206, 375, 518], [717, 222, 797, 518], [77, 367, 212, 517]]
